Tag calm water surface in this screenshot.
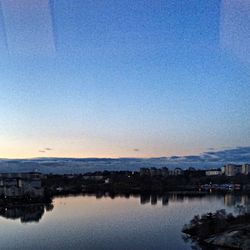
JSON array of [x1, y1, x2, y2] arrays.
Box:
[[0, 193, 247, 250]]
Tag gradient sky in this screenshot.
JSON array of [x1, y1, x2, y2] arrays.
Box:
[[0, 0, 249, 159]]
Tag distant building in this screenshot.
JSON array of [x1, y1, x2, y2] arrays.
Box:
[[221, 166, 225, 174], [140, 167, 169, 177], [188, 167, 196, 172], [149, 167, 157, 176], [82, 175, 103, 181], [104, 178, 110, 184], [224, 164, 241, 176], [168, 169, 175, 176], [0, 172, 44, 198], [150, 167, 162, 176], [205, 169, 222, 176], [174, 168, 184, 176], [140, 168, 150, 176], [161, 167, 169, 177], [242, 164, 250, 175]]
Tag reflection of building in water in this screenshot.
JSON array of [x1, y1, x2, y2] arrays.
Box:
[[140, 194, 150, 205], [169, 193, 184, 203], [0, 173, 44, 198], [151, 195, 157, 205], [241, 195, 249, 206], [0, 203, 53, 223], [224, 194, 235, 207], [162, 195, 169, 206], [224, 194, 249, 208], [140, 194, 169, 206], [241, 195, 250, 213], [139, 194, 170, 206]]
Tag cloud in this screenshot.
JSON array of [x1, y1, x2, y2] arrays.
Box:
[[161, 146, 250, 165], [38, 147, 52, 153], [133, 148, 140, 152], [1, 146, 250, 174], [169, 156, 181, 160], [201, 146, 250, 163], [207, 147, 215, 151]]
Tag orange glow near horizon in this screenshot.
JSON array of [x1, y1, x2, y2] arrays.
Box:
[[0, 142, 206, 159]]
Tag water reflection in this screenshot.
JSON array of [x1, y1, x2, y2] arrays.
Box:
[[91, 192, 250, 213], [0, 193, 249, 224], [224, 193, 250, 213], [59, 192, 250, 209], [0, 202, 53, 223], [0, 193, 249, 250]]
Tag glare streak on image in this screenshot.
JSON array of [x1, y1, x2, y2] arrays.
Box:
[[0, 0, 55, 55], [220, 0, 250, 64]]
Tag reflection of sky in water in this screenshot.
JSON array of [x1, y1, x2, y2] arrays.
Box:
[[0, 194, 244, 250]]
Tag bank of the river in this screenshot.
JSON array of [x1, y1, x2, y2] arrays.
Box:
[[183, 211, 250, 249]]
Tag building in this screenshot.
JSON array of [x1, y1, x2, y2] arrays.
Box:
[[224, 164, 241, 176], [161, 167, 169, 177], [168, 169, 175, 176], [174, 168, 184, 176], [188, 167, 196, 172], [140, 167, 169, 177], [139, 168, 150, 176], [221, 166, 225, 174], [149, 167, 158, 176], [149, 167, 163, 177], [205, 169, 222, 176], [242, 164, 250, 175], [0, 172, 44, 198], [82, 175, 103, 181]]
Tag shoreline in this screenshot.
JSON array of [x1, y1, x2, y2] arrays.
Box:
[[183, 211, 250, 249]]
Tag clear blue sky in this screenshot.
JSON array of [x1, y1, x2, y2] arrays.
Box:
[[0, 0, 249, 158]]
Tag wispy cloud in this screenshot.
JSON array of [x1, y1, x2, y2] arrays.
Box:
[[201, 146, 250, 163], [39, 147, 53, 153]]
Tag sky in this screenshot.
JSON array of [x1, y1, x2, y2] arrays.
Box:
[[0, 0, 249, 159]]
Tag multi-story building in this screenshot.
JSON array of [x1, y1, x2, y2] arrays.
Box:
[[149, 167, 162, 177], [139, 168, 150, 176], [0, 172, 44, 198], [174, 168, 184, 176], [205, 169, 222, 176], [242, 164, 250, 175], [140, 167, 170, 177], [224, 164, 242, 176], [161, 167, 169, 177]]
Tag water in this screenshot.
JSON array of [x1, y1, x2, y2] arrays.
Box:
[[0, 193, 248, 250]]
